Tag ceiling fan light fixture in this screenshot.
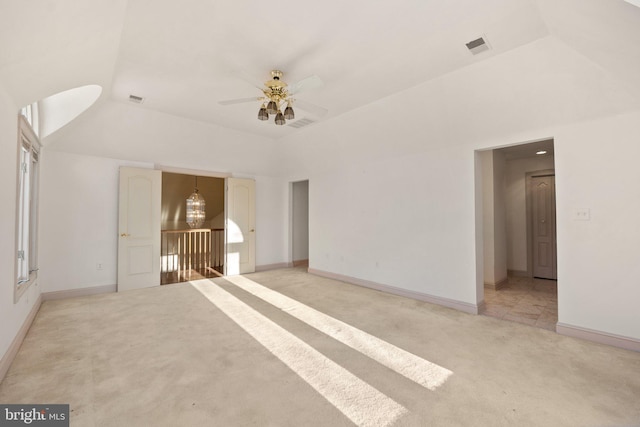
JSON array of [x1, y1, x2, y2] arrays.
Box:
[[284, 104, 295, 120], [258, 105, 269, 121], [221, 70, 326, 127], [266, 100, 278, 115]]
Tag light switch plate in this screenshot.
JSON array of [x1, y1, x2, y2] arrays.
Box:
[[573, 208, 590, 221]]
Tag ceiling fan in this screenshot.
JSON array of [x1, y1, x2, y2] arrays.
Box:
[[219, 70, 328, 126]]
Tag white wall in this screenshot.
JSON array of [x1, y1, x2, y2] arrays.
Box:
[[254, 175, 288, 268], [292, 181, 309, 262], [45, 101, 282, 177], [505, 154, 555, 272], [307, 144, 478, 305], [30, 97, 295, 290], [481, 151, 496, 284], [279, 36, 640, 339], [39, 150, 289, 291], [39, 150, 152, 293], [481, 151, 508, 286], [554, 111, 640, 339], [492, 151, 508, 284], [0, 82, 42, 364]]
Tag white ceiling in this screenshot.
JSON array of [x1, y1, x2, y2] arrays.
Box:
[[110, 0, 552, 138], [1, 0, 639, 141]]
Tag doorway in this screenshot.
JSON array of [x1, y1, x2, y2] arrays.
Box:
[[477, 139, 558, 330], [160, 172, 225, 285], [291, 180, 309, 268], [118, 167, 256, 291]]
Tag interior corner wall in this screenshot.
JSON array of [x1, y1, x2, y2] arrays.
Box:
[[480, 151, 496, 284], [0, 82, 42, 366], [473, 152, 485, 305], [492, 150, 508, 284], [480, 150, 508, 287]]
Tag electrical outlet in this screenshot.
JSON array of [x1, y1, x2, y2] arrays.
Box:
[[96, 263, 104, 270]]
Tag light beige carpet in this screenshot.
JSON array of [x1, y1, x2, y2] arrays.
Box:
[[1, 268, 639, 426]]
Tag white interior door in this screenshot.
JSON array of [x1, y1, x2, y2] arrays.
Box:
[[532, 175, 557, 280], [225, 178, 255, 275], [118, 167, 161, 291]]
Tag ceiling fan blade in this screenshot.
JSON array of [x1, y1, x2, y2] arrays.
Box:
[[288, 75, 323, 95], [234, 69, 266, 90], [294, 99, 328, 117], [218, 97, 261, 106]]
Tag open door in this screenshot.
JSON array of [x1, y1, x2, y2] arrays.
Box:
[[118, 167, 161, 291], [225, 177, 255, 275]]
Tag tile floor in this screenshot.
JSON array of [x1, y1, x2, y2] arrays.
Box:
[[483, 276, 558, 331]]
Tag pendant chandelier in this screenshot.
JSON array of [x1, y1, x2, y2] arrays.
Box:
[[186, 176, 206, 228], [257, 70, 294, 126]]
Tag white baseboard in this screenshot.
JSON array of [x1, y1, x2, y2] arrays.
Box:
[[556, 323, 640, 353], [477, 300, 487, 314], [42, 284, 116, 301], [484, 277, 509, 290], [507, 269, 529, 278], [308, 268, 480, 314], [255, 262, 293, 272], [0, 294, 42, 383]]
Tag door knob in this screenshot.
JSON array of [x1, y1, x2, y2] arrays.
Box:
[[120, 233, 130, 237], [250, 229, 255, 232]]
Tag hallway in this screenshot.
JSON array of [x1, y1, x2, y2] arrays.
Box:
[[483, 276, 558, 331]]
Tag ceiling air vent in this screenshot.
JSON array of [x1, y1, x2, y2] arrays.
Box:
[[466, 37, 490, 55], [128, 94, 145, 104], [288, 118, 316, 129]]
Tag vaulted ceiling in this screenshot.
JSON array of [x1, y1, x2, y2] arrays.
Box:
[[1, 0, 639, 144]]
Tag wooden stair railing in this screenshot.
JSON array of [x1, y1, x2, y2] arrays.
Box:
[[161, 228, 224, 279]]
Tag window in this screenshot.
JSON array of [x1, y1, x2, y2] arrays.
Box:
[[20, 102, 39, 137], [15, 113, 40, 302]]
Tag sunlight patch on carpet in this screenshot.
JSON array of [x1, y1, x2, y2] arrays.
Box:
[[190, 279, 407, 427], [223, 275, 453, 391]]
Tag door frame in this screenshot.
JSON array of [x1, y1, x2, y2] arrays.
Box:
[[525, 169, 556, 278], [156, 165, 231, 180], [288, 179, 310, 268], [157, 165, 232, 279]]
